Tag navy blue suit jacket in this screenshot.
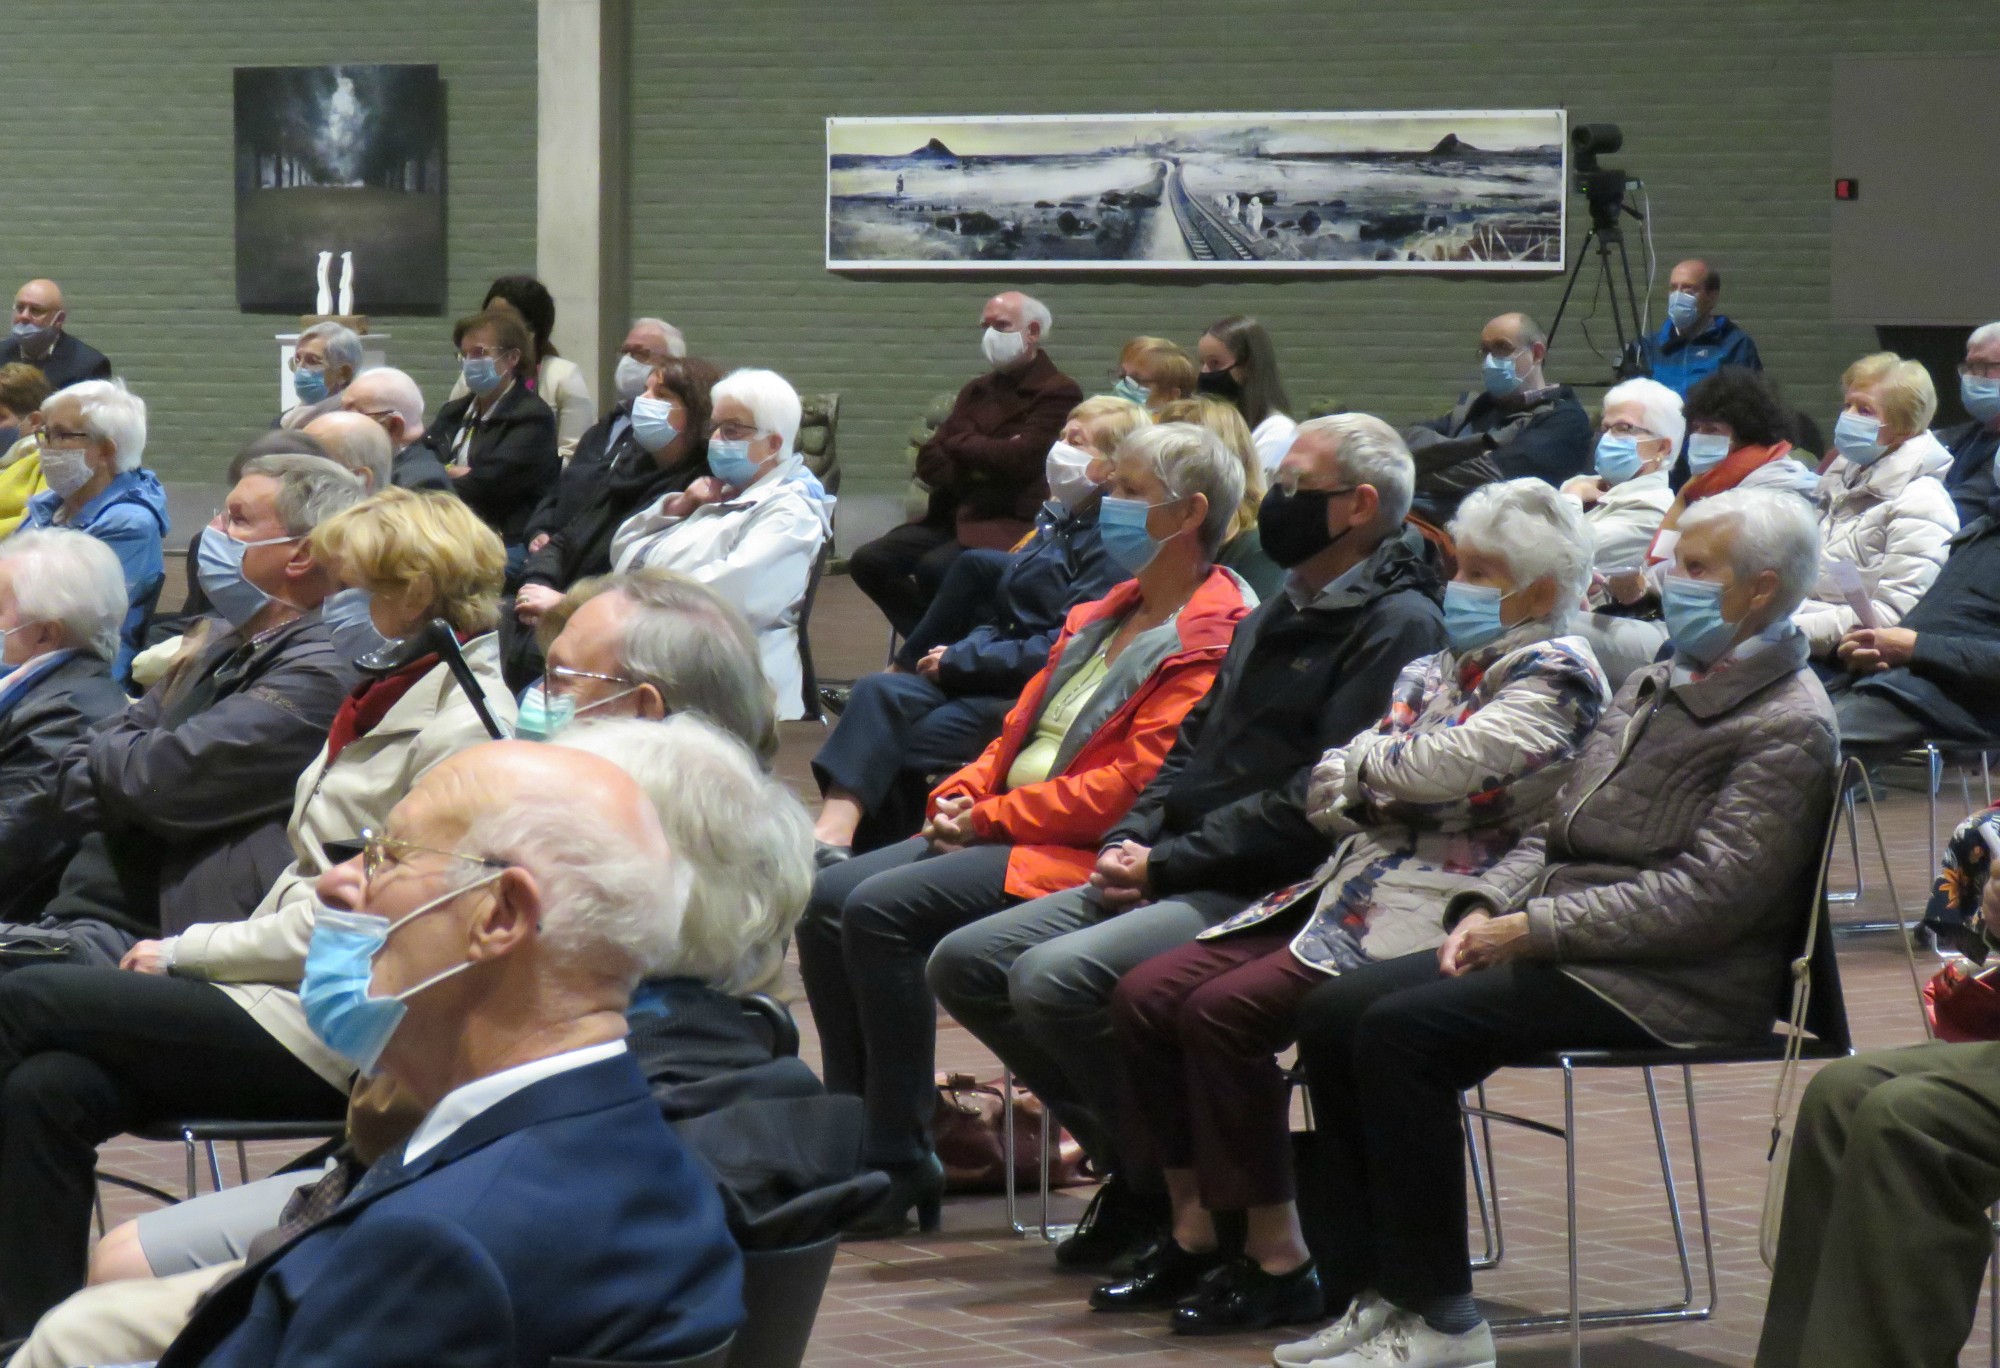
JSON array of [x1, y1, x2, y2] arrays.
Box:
[[159, 1053, 743, 1368]]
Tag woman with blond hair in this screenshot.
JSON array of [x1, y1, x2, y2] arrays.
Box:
[[1157, 395, 1281, 598]]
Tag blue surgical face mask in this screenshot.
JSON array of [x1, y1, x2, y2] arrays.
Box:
[[291, 366, 330, 406], [195, 523, 297, 630], [1594, 433, 1645, 486], [513, 681, 642, 742], [1112, 376, 1151, 407], [301, 883, 500, 1075], [1662, 574, 1739, 666], [1666, 290, 1700, 332], [1834, 411, 1885, 467], [1097, 494, 1171, 574], [1481, 353, 1522, 398], [707, 436, 765, 489], [629, 395, 680, 454], [461, 355, 505, 396], [1962, 373, 2000, 426], [1686, 432, 1733, 475], [1443, 580, 1512, 652]]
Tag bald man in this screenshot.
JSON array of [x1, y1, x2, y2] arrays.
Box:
[[302, 410, 393, 492], [340, 367, 451, 491], [1633, 258, 1762, 399], [0, 280, 111, 390], [849, 290, 1082, 636]]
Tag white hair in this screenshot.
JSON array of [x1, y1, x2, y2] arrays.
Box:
[[346, 366, 426, 435], [298, 321, 364, 378], [633, 316, 687, 359], [713, 367, 802, 455], [1018, 293, 1053, 338], [557, 717, 812, 993], [1117, 422, 1244, 555], [1450, 477, 1595, 625], [1969, 322, 2000, 354], [464, 787, 687, 990], [1295, 412, 1415, 529], [1679, 486, 1823, 625], [0, 528, 128, 660], [1602, 377, 1687, 453], [46, 379, 145, 471]]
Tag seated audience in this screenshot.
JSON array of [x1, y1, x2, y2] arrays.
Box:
[[0, 456, 363, 976], [447, 273, 597, 457], [1100, 479, 1607, 1333], [1405, 312, 1593, 523], [1280, 488, 1836, 1368], [810, 396, 1142, 858], [128, 742, 741, 1365], [611, 367, 833, 720], [279, 321, 362, 430], [17, 378, 169, 682], [0, 531, 131, 923], [848, 291, 1082, 636], [302, 408, 393, 492], [1561, 376, 1682, 572], [1937, 321, 2000, 526], [0, 279, 111, 389], [929, 414, 1446, 1268], [508, 355, 721, 689], [608, 315, 688, 405], [1115, 336, 1197, 412], [339, 366, 450, 491], [1156, 395, 1282, 597], [799, 423, 1251, 1237], [424, 307, 560, 551], [0, 362, 52, 536], [1196, 314, 1297, 471], [1630, 258, 1762, 398], [1793, 352, 1956, 658]]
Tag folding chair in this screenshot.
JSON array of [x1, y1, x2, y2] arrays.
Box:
[[999, 1068, 1076, 1241], [130, 1119, 345, 1199]]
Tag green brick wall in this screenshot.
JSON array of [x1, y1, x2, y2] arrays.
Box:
[[0, 0, 537, 484], [628, 0, 2000, 493]]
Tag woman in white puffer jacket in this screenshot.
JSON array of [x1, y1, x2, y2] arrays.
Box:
[[1794, 352, 1959, 657]]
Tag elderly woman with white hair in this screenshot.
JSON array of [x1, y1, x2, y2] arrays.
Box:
[[0, 529, 132, 922], [611, 367, 834, 720], [1563, 376, 1684, 574], [279, 321, 364, 430], [1099, 479, 1610, 1334], [799, 422, 1255, 1237], [1278, 487, 1837, 1368], [15, 378, 169, 683]]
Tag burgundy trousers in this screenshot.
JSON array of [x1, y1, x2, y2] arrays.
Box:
[[1110, 919, 1325, 1211]]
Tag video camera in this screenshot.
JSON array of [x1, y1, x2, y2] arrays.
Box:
[[1571, 123, 1630, 232]]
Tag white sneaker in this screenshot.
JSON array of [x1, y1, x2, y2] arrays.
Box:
[[1315, 1309, 1496, 1368], [1273, 1290, 1391, 1366]]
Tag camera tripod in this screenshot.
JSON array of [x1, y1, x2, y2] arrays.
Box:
[[1546, 188, 1650, 382]]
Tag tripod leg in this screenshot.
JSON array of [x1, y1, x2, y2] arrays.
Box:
[[1545, 227, 1599, 353]]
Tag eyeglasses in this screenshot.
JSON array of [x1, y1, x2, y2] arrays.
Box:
[[1274, 474, 1361, 499], [544, 663, 641, 699], [287, 355, 325, 372], [1601, 422, 1659, 439], [1961, 362, 2000, 380], [352, 827, 508, 893], [711, 421, 760, 442]]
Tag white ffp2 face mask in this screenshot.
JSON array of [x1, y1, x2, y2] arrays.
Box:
[[982, 327, 1027, 369]]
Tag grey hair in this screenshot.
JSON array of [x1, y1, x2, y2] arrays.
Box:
[[239, 453, 366, 536], [1678, 487, 1823, 625], [1449, 477, 1595, 625], [463, 791, 686, 990], [557, 716, 813, 993], [0, 528, 128, 660], [633, 316, 687, 359], [1969, 322, 2000, 354], [346, 366, 426, 434], [1296, 412, 1414, 530], [305, 412, 393, 490], [1017, 293, 1053, 338], [1116, 422, 1244, 555], [1602, 377, 1687, 453], [46, 378, 146, 470], [712, 367, 802, 455], [298, 321, 364, 378]]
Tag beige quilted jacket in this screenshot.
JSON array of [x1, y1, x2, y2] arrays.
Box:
[[1448, 630, 1839, 1047]]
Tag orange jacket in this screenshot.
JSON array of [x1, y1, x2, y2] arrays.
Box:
[[930, 565, 1254, 900]]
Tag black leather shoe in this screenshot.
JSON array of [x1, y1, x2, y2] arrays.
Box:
[[814, 841, 853, 870], [842, 1153, 945, 1240], [1089, 1239, 1225, 1312], [1056, 1174, 1169, 1270], [818, 684, 852, 717], [1171, 1256, 1324, 1335]]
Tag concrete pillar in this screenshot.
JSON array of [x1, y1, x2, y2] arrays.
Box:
[[536, 0, 629, 402]]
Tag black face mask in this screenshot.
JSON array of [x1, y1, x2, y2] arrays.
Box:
[[1196, 368, 1243, 404], [1257, 484, 1355, 569]]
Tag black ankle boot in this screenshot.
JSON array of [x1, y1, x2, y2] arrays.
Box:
[[1055, 1174, 1169, 1270], [1088, 1238, 1225, 1312], [842, 1154, 945, 1240]]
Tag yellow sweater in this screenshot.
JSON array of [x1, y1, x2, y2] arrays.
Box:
[[0, 438, 46, 538]]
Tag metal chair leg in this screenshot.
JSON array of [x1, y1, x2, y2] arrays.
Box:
[[1829, 788, 1864, 903], [182, 1133, 198, 1199], [236, 1139, 251, 1186], [1564, 1061, 1581, 1368], [204, 1140, 226, 1194], [1988, 1207, 1998, 1368], [1465, 1091, 1500, 1271]]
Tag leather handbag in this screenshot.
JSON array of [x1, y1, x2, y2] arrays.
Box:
[[931, 1072, 1089, 1194], [1923, 959, 2000, 1042]]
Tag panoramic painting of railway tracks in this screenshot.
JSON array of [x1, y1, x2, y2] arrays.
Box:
[[826, 110, 1566, 272]]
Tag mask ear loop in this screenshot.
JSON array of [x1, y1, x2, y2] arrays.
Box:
[[374, 868, 508, 1003]]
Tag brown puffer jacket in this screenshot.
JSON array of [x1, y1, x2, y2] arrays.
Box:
[[1448, 630, 1839, 1047]]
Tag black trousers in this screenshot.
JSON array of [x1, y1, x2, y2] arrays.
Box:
[[795, 838, 1015, 1167], [0, 965, 349, 1335], [1293, 952, 1655, 1310], [892, 548, 1010, 668], [811, 673, 1011, 826], [847, 519, 966, 639]]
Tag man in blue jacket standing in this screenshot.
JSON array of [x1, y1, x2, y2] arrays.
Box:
[[1634, 258, 1763, 399]]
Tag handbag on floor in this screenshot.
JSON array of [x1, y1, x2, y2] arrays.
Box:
[[1922, 958, 2000, 1042], [931, 1072, 1088, 1193]]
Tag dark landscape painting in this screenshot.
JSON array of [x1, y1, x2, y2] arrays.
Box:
[[827, 110, 1565, 272], [234, 63, 446, 312]]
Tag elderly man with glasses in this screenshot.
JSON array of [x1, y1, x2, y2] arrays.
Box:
[[1937, 322, 2000, 526], [279, 322, 364, 431]]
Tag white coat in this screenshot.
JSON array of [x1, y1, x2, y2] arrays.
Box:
[[1572, 467, 1673, 573]]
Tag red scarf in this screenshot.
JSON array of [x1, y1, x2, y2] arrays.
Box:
[[324, 655, 438, 762]]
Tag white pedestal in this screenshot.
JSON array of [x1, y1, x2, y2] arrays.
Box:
[[275, 333, 393, 411]]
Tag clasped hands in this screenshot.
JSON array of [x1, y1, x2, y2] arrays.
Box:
[[1089, 839, 1151, 911], [1436, 907, 1530, 977], [1835, 627, 1916, 675], [922, 794, 977, 853]]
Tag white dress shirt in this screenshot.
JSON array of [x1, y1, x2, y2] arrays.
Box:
[[402, 1039, 628, 1164]]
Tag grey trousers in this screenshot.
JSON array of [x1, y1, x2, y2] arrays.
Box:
[[927, 884, 1249, 1173], [1756, 1040, 2000, 1368]]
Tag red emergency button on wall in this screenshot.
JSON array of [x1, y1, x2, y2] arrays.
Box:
[[1834, 178, 1859, 201]]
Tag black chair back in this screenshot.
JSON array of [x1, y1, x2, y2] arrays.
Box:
[[738, 993, 800, 1058], [1794, 757, 1859, 1057], [727, 1234, 840, 1368], [796, 543, 830, 722]]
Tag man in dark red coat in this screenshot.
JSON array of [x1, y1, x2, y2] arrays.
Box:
[[850, 291, 1083, 636]]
